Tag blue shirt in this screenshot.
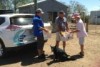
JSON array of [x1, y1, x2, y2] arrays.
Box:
[[32, 15, 44, 37]]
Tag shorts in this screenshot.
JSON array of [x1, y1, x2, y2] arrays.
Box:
[[79, 37, 85, 45], [56, 32, 66, 41], [37, 35, 45, 49]]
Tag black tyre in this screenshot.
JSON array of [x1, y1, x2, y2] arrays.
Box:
[[0, 40, 6, 58]]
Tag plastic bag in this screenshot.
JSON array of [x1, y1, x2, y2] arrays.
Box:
[[43, 31, 51, 40]]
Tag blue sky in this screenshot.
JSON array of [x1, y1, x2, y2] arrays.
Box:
[[58, 0, 100, 13]]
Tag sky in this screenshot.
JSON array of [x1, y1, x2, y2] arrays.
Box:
[[57, 0, 100, 13]]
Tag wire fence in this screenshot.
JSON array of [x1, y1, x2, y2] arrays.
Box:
[[88, 24, 100, 35]]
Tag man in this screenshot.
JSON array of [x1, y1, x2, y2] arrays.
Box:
[[32, 8, 48, 59], [71, 13, 87, 57], [55, 10, 69, 51]]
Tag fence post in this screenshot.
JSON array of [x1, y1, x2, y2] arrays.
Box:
[[34, 0, 37, 12], [86, 22, 89, 32]]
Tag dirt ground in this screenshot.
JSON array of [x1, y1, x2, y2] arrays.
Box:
[[0, 25, 100, 67]]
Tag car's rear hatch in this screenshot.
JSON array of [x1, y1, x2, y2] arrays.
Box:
[[10, 15, 51, 46], [10, 15, 36, 46]]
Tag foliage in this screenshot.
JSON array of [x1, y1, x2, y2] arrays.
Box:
[[0, 0, 33, 12], [69, 0, 87, 15]]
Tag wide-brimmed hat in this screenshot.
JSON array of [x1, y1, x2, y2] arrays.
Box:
[[36, 8, 44, 14]]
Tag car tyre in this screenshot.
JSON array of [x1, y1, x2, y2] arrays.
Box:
[[0, 40, 6, 58]]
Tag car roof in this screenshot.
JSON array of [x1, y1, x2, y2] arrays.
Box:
[[0, 13, 34, 18]]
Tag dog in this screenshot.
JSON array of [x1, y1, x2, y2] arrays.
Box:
[[50, 46, 70, 61]]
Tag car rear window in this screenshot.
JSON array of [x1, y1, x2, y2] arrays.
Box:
[[10, 15, 33, 25], [0, 17, 5, 25]]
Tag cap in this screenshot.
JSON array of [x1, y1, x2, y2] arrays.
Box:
[[36, 8, 44, 14], [59, 10, 65, 15]]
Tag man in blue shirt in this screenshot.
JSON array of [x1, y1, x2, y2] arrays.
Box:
[[32, 8, 48, 59]]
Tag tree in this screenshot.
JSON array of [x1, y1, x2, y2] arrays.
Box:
[[69, 0, 87, 16], [69, 0, 89, 32], [0, 0, 42, 12], [69, 0, 89, 22], [0, 0, 9, 9], [0, 0, 13, 10], [34, 0, 37, 12], [0, 2, 2, 9], [10, 0, 32, 12], [0, 0, 32, 12]]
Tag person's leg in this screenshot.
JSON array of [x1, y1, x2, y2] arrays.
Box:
[[37, 45, 44, 56], [37, 36, 45, 58], [37, 37, 42, 56], [41, 40, 45, 55], [37, 49, 42, 56], [55, 32, 60, 47], [80, 45, 84, 54], [55, 41, 60, 47], [79, 37, 85, 56], [63, 41, 66, 52]]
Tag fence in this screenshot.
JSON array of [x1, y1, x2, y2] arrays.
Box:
[[88, 24, 100, 35]]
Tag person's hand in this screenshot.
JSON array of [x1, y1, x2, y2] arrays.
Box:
[[70, 31, 73, 33], [60, 32, 64, 36], [41, 27, 49, 33], [66, 29, 70, 32], [60, 33, 64, 36], [44, 29, 49, 33], [67, 30, 72, 33]]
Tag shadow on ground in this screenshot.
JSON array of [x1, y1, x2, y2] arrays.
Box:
[[0, 42, 44, 66], [47, 54, 83, 66], [0, 42, 83, 66]]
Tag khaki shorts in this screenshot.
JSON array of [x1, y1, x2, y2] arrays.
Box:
[[56, 32, 66, 41]]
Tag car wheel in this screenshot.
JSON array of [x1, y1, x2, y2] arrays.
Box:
[[0, 41, 6, 58]]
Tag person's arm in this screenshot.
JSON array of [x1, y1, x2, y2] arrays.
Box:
[[64, 17, 69, 32], [38, 19, 49, 33], [70, 29, 80, 33], [40, 27, 49, 33], [33, 19, 48, 32], [70, 23, 82, 33], [66, 22, 69, 32]]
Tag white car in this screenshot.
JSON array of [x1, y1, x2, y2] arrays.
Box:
[[0, 14, 50, 57]]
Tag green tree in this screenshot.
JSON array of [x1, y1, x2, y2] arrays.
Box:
[[0, 0, 32, 12], [69, 0, 88, 22], [0, 2, 2, 9], [0, 0, 43, 11], [69, 0, 87, 15], [0, 0, 8, 9], [69, 0, 89, 32], [10, 0, 32, 12], [0, 0, 12, 10]]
